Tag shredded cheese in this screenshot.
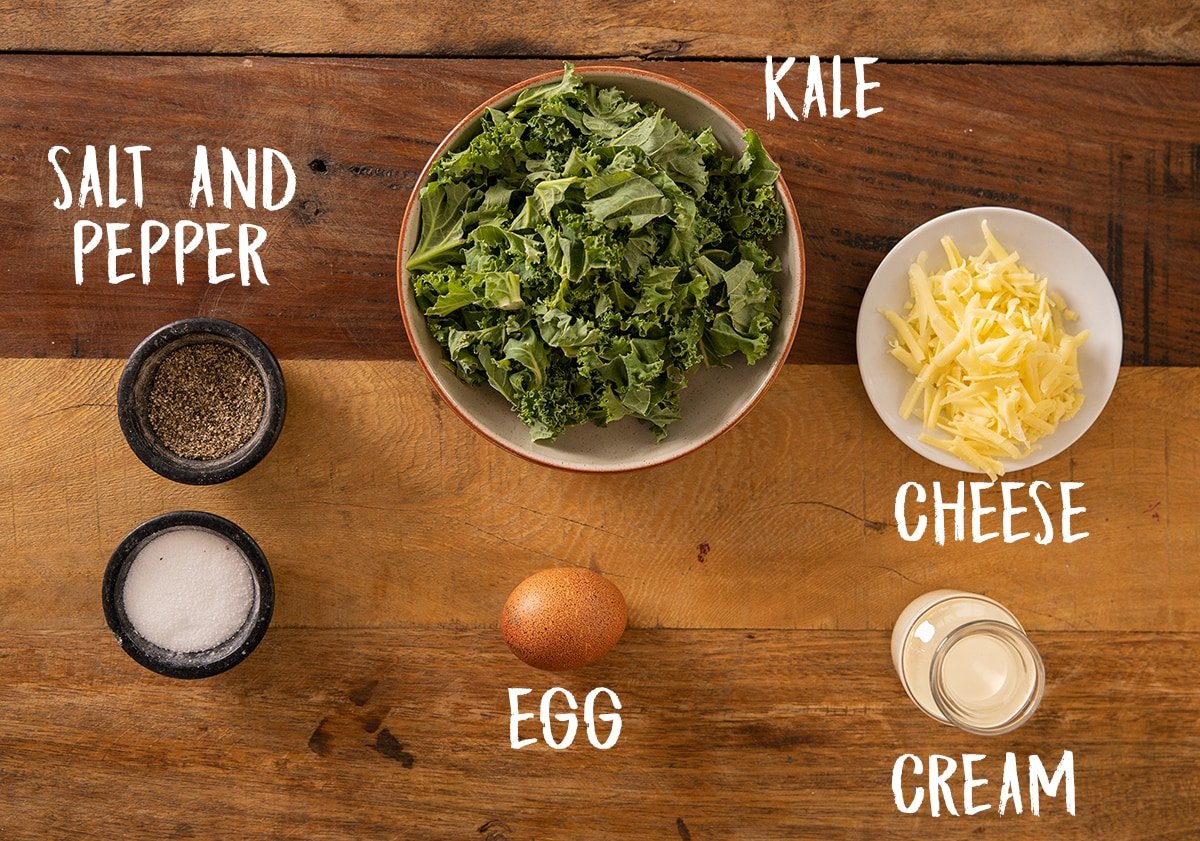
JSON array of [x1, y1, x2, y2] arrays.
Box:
[[881, 221, 1088, 479]]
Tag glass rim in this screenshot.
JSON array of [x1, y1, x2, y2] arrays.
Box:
[[892, 593, 1025, 710], [928, 619, 1045, 737]]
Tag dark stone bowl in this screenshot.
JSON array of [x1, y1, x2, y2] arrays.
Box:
[[102, 510, 275, 679], [117, 317, 286, 485]]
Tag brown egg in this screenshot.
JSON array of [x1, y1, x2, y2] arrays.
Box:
[[500, 567, 627, 671]]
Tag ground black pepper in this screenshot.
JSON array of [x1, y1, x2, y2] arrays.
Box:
[[148, 343, 266, 460]]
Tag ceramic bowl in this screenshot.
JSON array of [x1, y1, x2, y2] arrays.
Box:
[[398, 66, 805, 472], [857, 206, 1123, 474]]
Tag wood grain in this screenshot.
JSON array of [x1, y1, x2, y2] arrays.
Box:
[[0, 29, 1195, 838], [0, 57, 1197, 364], [0, 629, 1195, 839], [1, 359, 1193, 634], [0, 0, 1197, 61]]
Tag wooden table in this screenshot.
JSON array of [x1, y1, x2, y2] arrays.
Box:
[[1, 3, 1197, 838]]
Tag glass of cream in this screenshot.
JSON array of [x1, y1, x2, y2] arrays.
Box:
[[891, 590, 1045, 735], [103, 511, 275, 679]]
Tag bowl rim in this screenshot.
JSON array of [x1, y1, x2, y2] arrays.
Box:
[[396, 63, 805, 473], [855, 204, 1124, 475]]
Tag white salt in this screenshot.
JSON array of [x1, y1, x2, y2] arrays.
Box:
[[122, 527, 255, 654]]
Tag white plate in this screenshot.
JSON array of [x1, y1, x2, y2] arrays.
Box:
[[856, 206, 1123, 475]]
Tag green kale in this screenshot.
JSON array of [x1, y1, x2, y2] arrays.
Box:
[[407, 63, 786, 443]]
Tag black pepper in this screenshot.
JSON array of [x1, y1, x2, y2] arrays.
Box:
[[148, 343, 266, 460]]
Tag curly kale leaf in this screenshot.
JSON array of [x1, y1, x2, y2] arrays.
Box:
[[407, 181, 474, 270], [406, 64, 787, 443]]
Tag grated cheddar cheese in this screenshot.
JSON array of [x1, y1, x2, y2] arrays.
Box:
[[881, 221, 1088, 479]]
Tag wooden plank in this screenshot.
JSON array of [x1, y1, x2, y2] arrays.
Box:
[[1, 359, 1193, 633], [0, 629, 1195, 839], [0, 58, 1196, 364], [0, 1, 1197, 61]]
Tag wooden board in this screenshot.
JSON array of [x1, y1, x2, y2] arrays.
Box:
[[0, 57, 1197, 364], [1, 360, 1194, 634], [1, 1, 1197, 62], [2, 6, 1199, 837], [1, 630, 1196, 839]]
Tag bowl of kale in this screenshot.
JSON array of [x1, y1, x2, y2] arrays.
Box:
[[398, 63, 805, 471]]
